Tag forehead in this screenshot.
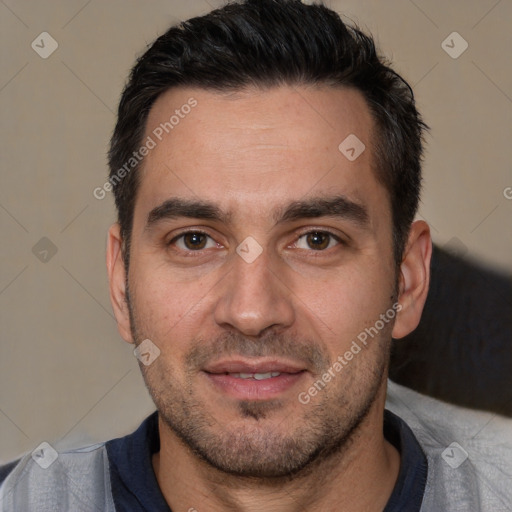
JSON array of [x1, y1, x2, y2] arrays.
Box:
[[136, 85, 387, 225]]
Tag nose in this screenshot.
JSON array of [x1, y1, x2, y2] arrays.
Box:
[[213, 246, 295, 337]]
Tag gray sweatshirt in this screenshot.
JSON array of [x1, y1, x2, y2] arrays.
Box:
[[1, 381, 511, 511]]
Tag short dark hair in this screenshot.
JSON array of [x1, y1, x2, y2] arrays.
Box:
[[108, 0, 427, 266]]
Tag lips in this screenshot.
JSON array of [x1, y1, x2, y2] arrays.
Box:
[[203, 359, 305, 375], [230, 372, 282, 380], [203, 358, 307, 400]]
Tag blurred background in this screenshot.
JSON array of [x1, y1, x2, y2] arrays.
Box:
[[1, 0, 511, 462]]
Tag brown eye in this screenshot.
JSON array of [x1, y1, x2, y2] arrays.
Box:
[[172, 232, 215, 251], [183, 232, 207, 250], [295, 231, 339, 251], [306, 232, 330, 250]]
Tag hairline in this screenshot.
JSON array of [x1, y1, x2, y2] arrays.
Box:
[[120, 82, 399, 267]]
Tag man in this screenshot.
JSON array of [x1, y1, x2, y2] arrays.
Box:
[[1, 1, 510, 510]]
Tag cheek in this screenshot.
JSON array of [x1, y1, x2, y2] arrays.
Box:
[[129, 261, 210, 340], [290, 260, 394, 344]]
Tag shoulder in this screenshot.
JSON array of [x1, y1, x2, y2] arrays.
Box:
[[386, 380, 512, 511], [0, 442, 116, 512]]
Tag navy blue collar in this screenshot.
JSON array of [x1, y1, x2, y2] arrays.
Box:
[[106, 412, 171, 512], [383, 409, 428, 511], [106, 409, 427, 511]]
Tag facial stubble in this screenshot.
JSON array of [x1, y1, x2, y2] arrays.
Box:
[[126, 283, 392, 480]]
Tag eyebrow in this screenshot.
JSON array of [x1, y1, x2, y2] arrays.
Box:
[[274, 196, 369, 227], [145, 195, 369, 231], [146, 199, 230, 230]]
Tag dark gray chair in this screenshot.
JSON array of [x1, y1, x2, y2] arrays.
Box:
[[390, 244, 512, 417]]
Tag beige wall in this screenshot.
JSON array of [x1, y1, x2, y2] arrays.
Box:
[[1, 0, 511, 463]]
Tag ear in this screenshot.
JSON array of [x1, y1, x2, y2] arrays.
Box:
[[392, 220, 432, 339], [106, 223, 134, 344]]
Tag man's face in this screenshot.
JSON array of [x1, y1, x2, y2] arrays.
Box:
[[124, 85, 399, 477]]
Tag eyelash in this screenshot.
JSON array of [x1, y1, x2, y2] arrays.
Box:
[[167, 230, 217, 253], [167, 229, 344, 254], [292, 230, 343, 251]]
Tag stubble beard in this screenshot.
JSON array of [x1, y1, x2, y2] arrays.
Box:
[[126, 287, 391, 480]]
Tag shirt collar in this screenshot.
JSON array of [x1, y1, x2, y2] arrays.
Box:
[[106, 409, 427, 511]]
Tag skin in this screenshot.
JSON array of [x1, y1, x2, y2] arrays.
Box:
[[107, 85, 431, 511]]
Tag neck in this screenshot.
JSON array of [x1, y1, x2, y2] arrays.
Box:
[[152, 384, 400, 512]]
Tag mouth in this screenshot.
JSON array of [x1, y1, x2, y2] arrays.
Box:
[[228, 371, 283, 380], [202, 359, 308, 400]]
